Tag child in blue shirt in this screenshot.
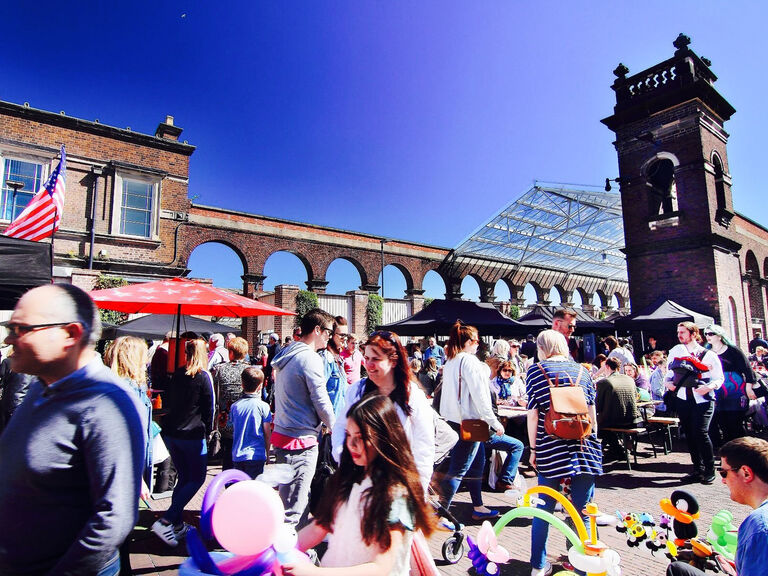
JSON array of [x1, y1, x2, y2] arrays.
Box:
[[229, 367, 272, 479]]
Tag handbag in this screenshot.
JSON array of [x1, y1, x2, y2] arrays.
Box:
[[457, 358, 491, 442]]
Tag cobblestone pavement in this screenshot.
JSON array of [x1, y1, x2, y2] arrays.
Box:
[[129, 436, 752, 575]]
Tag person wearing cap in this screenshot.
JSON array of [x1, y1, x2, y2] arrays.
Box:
[[704, 324, 756, 447], [664, 321, 724, 484], [508, 339, 525, 375]]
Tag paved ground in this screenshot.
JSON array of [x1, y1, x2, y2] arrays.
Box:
[[128, 434, 752, 575]]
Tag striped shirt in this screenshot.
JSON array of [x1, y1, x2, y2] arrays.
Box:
[[526, 360, 603, 479]]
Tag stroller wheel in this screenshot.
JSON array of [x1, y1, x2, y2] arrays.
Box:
[[442, 534, 465, 564]]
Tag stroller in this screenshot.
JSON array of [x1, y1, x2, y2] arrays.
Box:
[[429, 410, 467, 564]]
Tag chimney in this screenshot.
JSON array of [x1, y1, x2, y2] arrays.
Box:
[[155, 115, 183, 141]]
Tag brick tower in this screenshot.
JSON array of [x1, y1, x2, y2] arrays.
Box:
[[602, 34, 745, 336]]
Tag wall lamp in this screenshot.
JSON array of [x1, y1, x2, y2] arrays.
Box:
[[604, 177, 629, 192]]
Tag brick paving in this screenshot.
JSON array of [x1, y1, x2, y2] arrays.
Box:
[[129, 436, 753, 575]]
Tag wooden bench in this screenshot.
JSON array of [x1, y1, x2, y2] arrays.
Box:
[[601, 427, 656, 470], [646, 416, 681, 455]]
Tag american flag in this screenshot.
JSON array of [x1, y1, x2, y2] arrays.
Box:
[[3, 146, 66, 241]]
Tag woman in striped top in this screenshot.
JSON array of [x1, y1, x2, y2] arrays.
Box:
[[526, 330, 602, 576]]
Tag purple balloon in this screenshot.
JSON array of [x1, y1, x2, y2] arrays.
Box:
[[200, 469, 251, 540]]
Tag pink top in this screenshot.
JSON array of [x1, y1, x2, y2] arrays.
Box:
[[340, 349, 364, 385]]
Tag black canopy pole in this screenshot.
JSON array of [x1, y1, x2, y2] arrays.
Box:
[[174, 304, 182, 372]]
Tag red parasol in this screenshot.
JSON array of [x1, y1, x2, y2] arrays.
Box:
[[89, 277, 295, 370], [89, 277, 294, 318]]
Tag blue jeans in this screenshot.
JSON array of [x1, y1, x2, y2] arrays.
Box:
[[530, 473, 595, 571], [440, 437, 486, 508], [162, 435, 208, 526], [486, 433, 524, 485]]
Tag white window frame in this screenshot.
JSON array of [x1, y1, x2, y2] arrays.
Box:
[[111, 170, 161, 240], [0, 151, 51, 222]]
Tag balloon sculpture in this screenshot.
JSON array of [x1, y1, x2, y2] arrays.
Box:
[[613, 490, 738, 574], [471, 485, 621, 576], [179, 468, 310, 576]]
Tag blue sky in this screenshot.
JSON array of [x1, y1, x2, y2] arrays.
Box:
[[4, 2, 767, 302]]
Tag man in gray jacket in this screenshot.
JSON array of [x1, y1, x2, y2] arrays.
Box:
[[0, 284, 146, 576], [271, 308, 336, 528]]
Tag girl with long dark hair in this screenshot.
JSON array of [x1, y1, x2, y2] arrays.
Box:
[[284, 395, 436, 576]]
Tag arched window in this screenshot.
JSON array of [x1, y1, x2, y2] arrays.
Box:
[[713, 153, 726, 213], [645, 158, 678, 216]]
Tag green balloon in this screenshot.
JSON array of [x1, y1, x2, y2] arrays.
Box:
[[494, 506, 585, 551]]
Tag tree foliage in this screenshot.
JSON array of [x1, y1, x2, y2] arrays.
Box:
[[295, 290, 319, 327], [423, 297, 434, 309], [508, 305, 520, 320], [93, 275, 128, 326], [366, 294, 383, 336]]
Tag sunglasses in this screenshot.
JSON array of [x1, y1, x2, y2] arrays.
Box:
[[704, 332, 717, 337], [370, 330, 399, 346], [719, 466, 737, 479], [4, 321, 74, 337]]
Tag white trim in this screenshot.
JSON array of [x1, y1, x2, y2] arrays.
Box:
[[0, 151, 51, 223], [110, 169, 161, 240]]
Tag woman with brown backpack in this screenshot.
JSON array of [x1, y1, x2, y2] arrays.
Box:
[[525, 329, 603, 576]]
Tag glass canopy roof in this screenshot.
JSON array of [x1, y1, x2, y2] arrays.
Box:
[[453, 182, 627, 282]]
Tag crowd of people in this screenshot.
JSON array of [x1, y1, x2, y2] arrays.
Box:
[[3, 289, 768, 576]]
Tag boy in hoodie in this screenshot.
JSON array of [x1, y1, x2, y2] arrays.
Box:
[[271, 308, 336, 528]]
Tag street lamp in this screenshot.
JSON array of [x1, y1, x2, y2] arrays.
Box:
[[380, 238, 389, 297], [5, 180, 24, 219]]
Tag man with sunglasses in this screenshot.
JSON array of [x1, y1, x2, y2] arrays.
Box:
[[667, 437, 768, 576], [271, 308, 336, 528], [0, 284, 147, 576], [552, 308, 577, 339]]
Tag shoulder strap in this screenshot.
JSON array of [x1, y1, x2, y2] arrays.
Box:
[[456, 358, 464, 401]]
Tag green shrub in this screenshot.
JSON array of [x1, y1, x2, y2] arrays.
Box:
[[93, 275, 128, 326], [509, 305, 520, 320], [366, 294, 383, 335], [423, 297, 434, 309], [295, 290, 319, 327]]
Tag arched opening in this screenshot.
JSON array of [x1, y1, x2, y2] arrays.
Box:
[[187, 241, 246, 290], [263, 251, 311, 291], [548, 286, 563, 305], [572, 290, 584, 308], [523, 283, 538, 306], [614, 293, 625, 309], [645, 157, 678, 216], [460, 276, 481, 302], [610, 294, 620, 309], [713, 153, 726, 213], [728, 297, 739, 348], [325, 258, 364, 294], [593, 291, 606, 309], [422, 270, 446, 300], [745, 251, 765, 336], [378, 265, 408, 299], [494, 279, 511, 301]]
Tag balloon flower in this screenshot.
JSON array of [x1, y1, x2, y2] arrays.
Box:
[[180, 469, 309, 576], [477, 486, 621, 576]]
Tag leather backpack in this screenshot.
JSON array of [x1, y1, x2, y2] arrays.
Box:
[[539, 364, 592, 440]]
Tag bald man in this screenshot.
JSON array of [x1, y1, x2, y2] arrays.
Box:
[[0, 284, 147, 576]]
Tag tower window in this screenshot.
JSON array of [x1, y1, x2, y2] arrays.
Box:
[[645, 158, 678, 217]]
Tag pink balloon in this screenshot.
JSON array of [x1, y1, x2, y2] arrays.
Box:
[[211, 480, 284, 556]]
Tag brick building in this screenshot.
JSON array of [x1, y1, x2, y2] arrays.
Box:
[[0, 101, 194, 289], [603, 34, 768, 347]]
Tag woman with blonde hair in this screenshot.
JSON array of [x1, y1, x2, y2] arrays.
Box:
[[104, 336, 153, 480], [151, 337, 214, 547], [526, 329, 602, 576], [439, 321, 504, 520]]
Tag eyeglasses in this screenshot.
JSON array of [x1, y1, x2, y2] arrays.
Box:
[[500, 368, 513, 373], [5, 322, 73, 337], [704, 332, 717, 337], [719, 466, 738, 479], [320, 326, 334, 336], [334, 332, 348, 340], [370, 330, 398, 345], [567, 324, 576, 331]]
